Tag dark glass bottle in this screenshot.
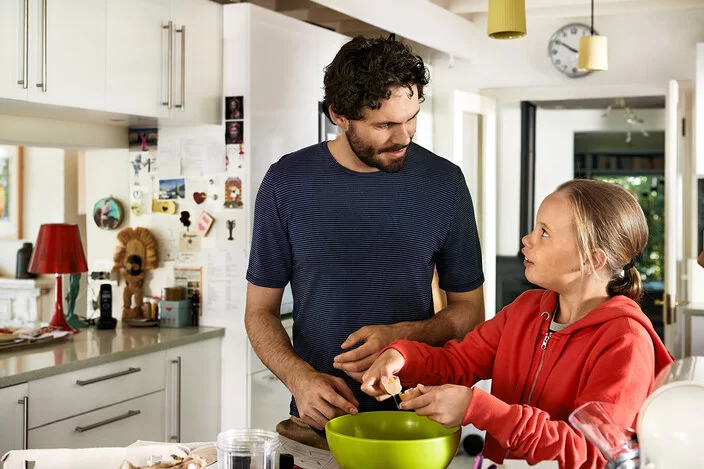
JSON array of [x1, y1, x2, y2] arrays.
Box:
[[15, 242, 36, 279]]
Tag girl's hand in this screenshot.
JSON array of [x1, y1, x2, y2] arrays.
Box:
[[360, 349, 405, 400], [399, 384, 473, 428]]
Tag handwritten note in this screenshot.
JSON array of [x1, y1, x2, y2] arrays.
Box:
[[204, 140, 227, 175], [157, 137, 182, 178], [182, 138, 205, 177], [204, 248, 246, 320]]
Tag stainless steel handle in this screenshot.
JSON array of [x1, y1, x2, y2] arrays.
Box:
[[168, 357, 182, 442], [74, 410, 140, 433], [75, 367, 141, 386], [17, 0, 28, 88], [174, 25, 185, 111], [35, 0, 47, 92], [18, 396, 28, 449], [162, 21, 173, 108]]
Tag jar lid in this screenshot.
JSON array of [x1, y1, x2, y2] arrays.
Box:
[[216, 429, 281, 455]]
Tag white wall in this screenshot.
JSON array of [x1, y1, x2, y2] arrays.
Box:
[[495, 107, 666, 256], [496, 102, 522, 256], [83, 148, 130, 319]]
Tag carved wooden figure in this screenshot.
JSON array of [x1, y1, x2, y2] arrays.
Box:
[[112, 227, 159, 320]]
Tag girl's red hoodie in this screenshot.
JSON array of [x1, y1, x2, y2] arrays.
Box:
[[389, 290, 673, 469]]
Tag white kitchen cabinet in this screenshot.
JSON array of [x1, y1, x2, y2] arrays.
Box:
[[0, 0, 106, 110], [167, 0, 222, 124], [28, 351, 165, 429], [105, 0, 171, 119], [0, 0, 27, 101], [165, 337, 222, 443], [29, 391, 165, 449], [250, 369, 291, 432], [0, 383, 29, 457], [105, 0, 222, 123], [27, 0, 106, 109]]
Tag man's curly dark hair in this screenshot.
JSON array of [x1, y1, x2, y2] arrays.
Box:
[[322, 35, 429, 122]]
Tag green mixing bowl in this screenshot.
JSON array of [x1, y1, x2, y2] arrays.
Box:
[[325, 411, 461, 469]]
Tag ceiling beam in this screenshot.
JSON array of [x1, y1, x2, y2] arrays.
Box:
[[449, 0, 704, 14], [308, 0, 481, 61]]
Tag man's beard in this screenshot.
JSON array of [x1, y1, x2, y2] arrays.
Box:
[[346, 125, 410, 173]]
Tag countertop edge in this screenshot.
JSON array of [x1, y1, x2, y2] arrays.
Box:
[[0, 327, 225, 389]]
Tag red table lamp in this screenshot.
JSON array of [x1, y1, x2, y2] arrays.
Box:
[[28, 224, 88, 333]]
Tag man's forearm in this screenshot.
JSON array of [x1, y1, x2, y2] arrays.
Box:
[[245, 309, 314, 389], [396, 299, 484, 346]]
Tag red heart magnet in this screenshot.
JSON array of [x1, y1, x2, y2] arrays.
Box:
[[193, 192, 207, 204]]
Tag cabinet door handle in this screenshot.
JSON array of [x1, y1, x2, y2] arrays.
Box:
[[74, 410, 140, 433], [17, 396, 28, 450], [162, 21, 173, 109], [35, 0, 47, 92], [168, 357, 182, 442], [174, 25, 186, 111], [17, 0, 29, 88], [75, 367, 141, 386]]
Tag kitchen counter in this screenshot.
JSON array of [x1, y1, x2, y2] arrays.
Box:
[[0, 324, 224, 388]]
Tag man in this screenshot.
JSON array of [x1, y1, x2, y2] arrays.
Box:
[[245, 35, 485, 441]]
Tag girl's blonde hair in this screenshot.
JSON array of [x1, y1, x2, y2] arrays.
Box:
[[556, 179, 649, 301]]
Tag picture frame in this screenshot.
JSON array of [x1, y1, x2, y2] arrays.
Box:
[[92, 197, 124, 230], [0, 146, 23, 240]]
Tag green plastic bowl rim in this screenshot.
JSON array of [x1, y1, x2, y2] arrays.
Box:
[[325, 414, 460, 444]]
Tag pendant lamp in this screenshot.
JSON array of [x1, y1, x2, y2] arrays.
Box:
[[578, 0, 608, 71], [487, 0, 526, 39]]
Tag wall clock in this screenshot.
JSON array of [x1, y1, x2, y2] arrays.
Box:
[[548, 23, 593, 78]]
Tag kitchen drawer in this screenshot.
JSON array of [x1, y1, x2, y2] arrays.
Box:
[[28, 351, 165, 428], [29, 391, 165, 449], [249, 317, 293, 375]]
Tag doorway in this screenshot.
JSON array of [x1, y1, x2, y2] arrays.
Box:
[[574, 131, 666, 339]]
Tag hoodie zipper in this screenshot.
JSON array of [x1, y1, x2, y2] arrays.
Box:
[[505, 320, 553, 461], [526, 331, 552, 405]]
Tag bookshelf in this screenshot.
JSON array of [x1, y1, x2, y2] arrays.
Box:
[[574, 153, 665, 178]]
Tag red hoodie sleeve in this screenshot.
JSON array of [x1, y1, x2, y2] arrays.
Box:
[[464, 323, 655, 469], [384, 306, 509, 388]]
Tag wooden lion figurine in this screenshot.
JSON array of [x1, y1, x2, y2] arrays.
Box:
[[112, 227, 159, 320]]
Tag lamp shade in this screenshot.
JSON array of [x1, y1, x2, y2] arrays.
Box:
[[578, 35, 608, 71], [487, 0, 527, 39], [28, 223, 88, 274]]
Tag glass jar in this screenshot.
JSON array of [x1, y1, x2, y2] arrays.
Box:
[[217, 429, 281, 469]]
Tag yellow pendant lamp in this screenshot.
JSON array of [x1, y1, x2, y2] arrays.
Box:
[[578, 0, 608, 71], [487, 0, 527, 39]]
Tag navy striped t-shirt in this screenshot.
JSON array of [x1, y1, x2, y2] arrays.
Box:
[[247, 141, 484, 416]]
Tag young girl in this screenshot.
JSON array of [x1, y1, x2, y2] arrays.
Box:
[[361, 179, 673, 469]]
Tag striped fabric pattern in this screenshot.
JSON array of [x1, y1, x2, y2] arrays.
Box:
[[247, 141, 484, 416]]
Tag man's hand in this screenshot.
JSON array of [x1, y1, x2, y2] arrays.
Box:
[[399, 383, 473, 429], [288, 370, 359, 431], [333, 325, 398, 382], [360, 348, 406, 400]]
